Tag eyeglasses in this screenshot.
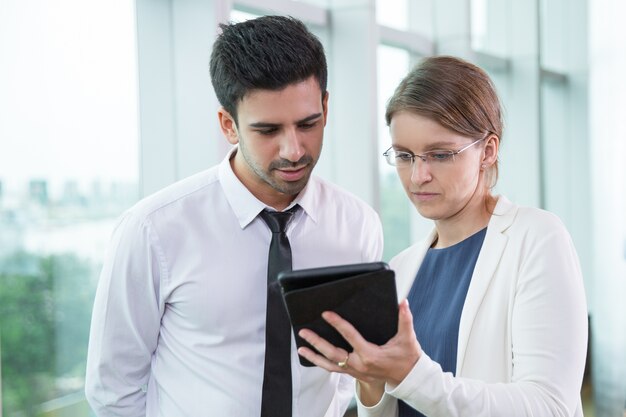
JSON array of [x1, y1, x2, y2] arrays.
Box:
[[382, 137, 486, 168]]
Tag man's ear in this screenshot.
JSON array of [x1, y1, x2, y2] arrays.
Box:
[[218, 107, 239, 145], [322, 91, 329, 127]]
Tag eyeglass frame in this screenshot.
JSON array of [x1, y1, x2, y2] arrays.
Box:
[[382, 136, 488, 168]]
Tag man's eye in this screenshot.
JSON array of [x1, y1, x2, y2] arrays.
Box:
[[299, 122, 316, 130], [256, 128, 278, 135]]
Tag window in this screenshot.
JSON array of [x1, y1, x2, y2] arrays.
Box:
[[0, 1, 139, 414], [376, 0, 408, 31], [231, 8, 260, 22], [377, 45, 411, 261]]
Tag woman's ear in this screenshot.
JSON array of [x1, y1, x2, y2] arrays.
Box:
[[218, 107, 240, 145], [481, 134, 499, 167]]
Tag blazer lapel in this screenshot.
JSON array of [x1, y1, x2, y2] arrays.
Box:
[[456, 196, 517, 374], [394, 228, 438, 301]]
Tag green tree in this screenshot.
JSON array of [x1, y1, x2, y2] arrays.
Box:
[[0, 251, 55, 415], [0, 251, 96, 416]]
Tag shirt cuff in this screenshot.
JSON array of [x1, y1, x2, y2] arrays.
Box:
[[385, 352, 435, 399], [355, 380, 397, 417]]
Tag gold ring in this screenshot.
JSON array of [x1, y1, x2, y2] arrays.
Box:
[[337, 353, 350, 369]]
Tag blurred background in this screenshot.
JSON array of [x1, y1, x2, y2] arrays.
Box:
[[0, 0, 624, 416]]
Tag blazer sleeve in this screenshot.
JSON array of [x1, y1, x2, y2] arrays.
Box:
[[358, 213, 588, 417]]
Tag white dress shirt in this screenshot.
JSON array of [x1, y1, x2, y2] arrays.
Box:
[[85, 149, 384, 417]]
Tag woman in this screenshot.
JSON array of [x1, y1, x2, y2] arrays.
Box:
[[298, 56, 588, 417]]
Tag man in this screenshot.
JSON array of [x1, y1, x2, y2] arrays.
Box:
[[84, 15, 383, 417]]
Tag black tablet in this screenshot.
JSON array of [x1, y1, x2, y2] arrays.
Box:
[[277, 262, 398, 367]]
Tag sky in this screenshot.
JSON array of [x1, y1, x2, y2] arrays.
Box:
[[0, 0, 139, 194]]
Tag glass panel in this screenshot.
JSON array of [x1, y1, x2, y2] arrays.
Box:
[[231, 8, 261, 23], [470, 0, 488, 50], [538, 0, 562, 70], [376, 0, 408, 31], [291, 0, 329, 6], [470, 0, 508, 56], [377, 45, 411, 261], [0, 1, 139, 415], [588, 2, 626, 413]]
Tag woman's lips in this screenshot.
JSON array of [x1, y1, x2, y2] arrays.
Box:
[[412, 192, 439, 201]]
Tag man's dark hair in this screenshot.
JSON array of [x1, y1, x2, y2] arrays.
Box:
[[209, 15, 328, 123]]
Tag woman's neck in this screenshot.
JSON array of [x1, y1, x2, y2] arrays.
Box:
[[432, 195, 496, 249]]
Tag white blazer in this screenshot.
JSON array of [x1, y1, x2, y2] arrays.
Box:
[[358, 196, 588, 417]]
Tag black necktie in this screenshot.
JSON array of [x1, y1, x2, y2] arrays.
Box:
[[259, 206, 299, 417]]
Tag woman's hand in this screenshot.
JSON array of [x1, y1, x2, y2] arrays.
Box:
[[297, 299, 422, 387]]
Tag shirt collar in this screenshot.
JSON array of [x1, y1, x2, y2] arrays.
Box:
[[218, 146, 319, 229], [292, 178, 318, 224]]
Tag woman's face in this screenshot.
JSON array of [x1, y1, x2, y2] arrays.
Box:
[[389, 111, 491, 222]]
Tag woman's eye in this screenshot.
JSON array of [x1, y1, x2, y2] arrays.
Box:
[[428, 152, 453, 162], [397, 153, 413, 161]]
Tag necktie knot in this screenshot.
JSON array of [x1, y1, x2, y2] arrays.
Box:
[[259, 206, 299, 234]]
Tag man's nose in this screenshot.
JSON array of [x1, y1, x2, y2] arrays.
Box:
[[279, 130, 305, 162]]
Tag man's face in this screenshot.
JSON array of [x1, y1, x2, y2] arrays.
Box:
[[220, 76, 328, 210]]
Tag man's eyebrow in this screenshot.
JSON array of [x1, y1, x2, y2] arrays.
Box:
[[296, 113, 322, 124], [248, 113, 323, 129], [249, 121, 280, 128]]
